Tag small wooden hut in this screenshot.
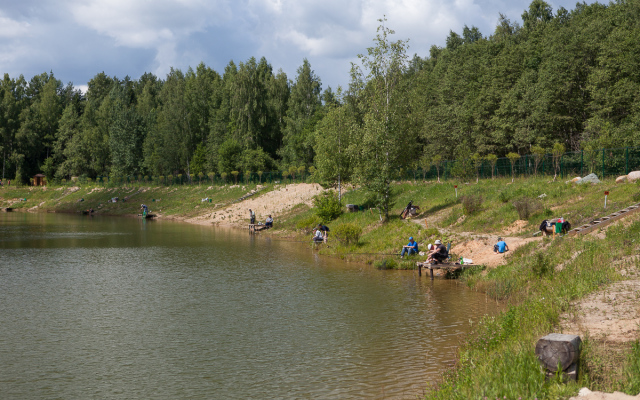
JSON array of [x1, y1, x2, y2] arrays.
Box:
[[33, 174, 46, 186]]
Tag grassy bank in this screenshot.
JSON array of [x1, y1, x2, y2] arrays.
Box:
[[427, 215, 640, 399], [0, 183, 264, 218], [274, 177, 640, 266]]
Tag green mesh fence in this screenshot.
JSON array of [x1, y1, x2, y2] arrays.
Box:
[[91, 146, 640, 186]]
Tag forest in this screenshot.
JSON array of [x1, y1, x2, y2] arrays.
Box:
[[1, 0, 640, 209]]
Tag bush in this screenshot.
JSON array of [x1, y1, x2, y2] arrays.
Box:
[[461, 194, 483, 215], [333, 223, 362, 245], [374, 258, 398, 270], [313, 190, 343, 222], [512, 197, 542, 220], [295, 215, 322, 233], [530, 252, 552, 278]]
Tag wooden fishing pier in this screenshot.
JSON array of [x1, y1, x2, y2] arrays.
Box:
[[416, 262, 472, 279]]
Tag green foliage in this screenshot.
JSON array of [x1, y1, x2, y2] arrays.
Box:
[[333, 223, 362, 245], [312, 190, 343, 222], [295, 214, 322, 233], [530, 252, 552, 278], [374, 258, 398, 270], [624, 341, 640, 395], [218, 139, 242, 174], [460, 194, 483, 215], [350, 17, 412, 219], [512, 197, 542, 220]]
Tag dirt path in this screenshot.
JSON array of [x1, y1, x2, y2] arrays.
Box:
[[186, 183, 324, 227], [412, 216, 538, 267]]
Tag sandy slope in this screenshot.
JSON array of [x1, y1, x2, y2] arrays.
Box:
[[185, 183, 324, 226]]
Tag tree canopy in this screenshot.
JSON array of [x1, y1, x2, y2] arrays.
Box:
[[2, 1, 640, 188]]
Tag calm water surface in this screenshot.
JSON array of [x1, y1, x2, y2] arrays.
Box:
[[0, 213, 498, 399]]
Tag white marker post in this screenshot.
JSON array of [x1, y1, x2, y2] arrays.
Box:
[[604, 191, 609, 209], [454, 185, 458, 198]]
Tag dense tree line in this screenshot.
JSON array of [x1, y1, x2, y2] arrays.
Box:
[[2, 0, 640, 212]]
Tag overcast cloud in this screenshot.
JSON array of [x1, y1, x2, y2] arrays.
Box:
[[0, 0, 597, 91]]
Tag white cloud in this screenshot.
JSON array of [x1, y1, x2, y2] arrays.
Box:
[[0, 0, 601, 89], [0, 11, 31, 38]]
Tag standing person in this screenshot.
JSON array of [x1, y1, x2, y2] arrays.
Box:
[[265, 215, 273, 228], [249, 209, 255, 224], [494, 237, 509, 253], [400, 237, 419, 258], [141, 204, 149, 216]]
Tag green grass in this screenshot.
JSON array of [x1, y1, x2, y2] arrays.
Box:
[[0, 182, 269, 217], [424, 215, 640, 399], [271, 177, 640, 268]]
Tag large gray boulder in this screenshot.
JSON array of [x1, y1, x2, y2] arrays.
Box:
[[577, 173, 600, 184]]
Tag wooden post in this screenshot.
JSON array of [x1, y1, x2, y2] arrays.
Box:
[[430, 266, 434, 280], [535, 333, 581, 381], [418, 263, 422, 276]]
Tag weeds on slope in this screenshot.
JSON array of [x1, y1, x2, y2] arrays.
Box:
[[426, 217, 640, 399]]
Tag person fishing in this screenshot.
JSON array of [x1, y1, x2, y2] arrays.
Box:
[[427, 239, 448, 263], [249, 209, 256, 224], [317, 224, 330, 242], [140, 204, 149, 216], [400, 236, 419, 258], [313, 227, 324, 242]]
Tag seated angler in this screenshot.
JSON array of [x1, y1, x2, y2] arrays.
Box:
[[427, 239, 448, 264], [400, 236, 419, 258], [493, 237, 509, 253]]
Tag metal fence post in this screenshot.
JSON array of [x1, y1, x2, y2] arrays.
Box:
[[626, 147, 629, 174]]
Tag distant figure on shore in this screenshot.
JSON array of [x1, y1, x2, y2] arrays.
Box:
[[313, 228, 324, 242], [494, 237, 509, 253], [141, 204, 149, 215], [249, 209, 255, 224], [317, 224, 329, 242], [400, 236, 419, 258], [265, 215, 273, 228]]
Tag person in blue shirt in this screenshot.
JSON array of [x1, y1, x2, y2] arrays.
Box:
[[494, 237, 509, 253], [400, 237, 419, 258]]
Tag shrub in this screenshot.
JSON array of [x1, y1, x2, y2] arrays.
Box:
[[512, 197, 542, 220], [498, 190, 511, 203], [424, 227, 441, 237], [461, 194, 483, 215], [530, 252, 552, 278], [374, 258, 398, 270], [333, 223, 362, 245], [313, 190, 343, 222], [296, 215, 322, 233]]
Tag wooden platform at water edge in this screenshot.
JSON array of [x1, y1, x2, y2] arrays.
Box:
[[416, 262, 474, 279]]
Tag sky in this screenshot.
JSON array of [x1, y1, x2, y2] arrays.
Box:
[[0, 0, 598, 93]]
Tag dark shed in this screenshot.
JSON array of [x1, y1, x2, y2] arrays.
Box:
[[33, 174, 46, 186]]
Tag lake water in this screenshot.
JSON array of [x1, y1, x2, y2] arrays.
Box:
[[0, 213, 498, 399]]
